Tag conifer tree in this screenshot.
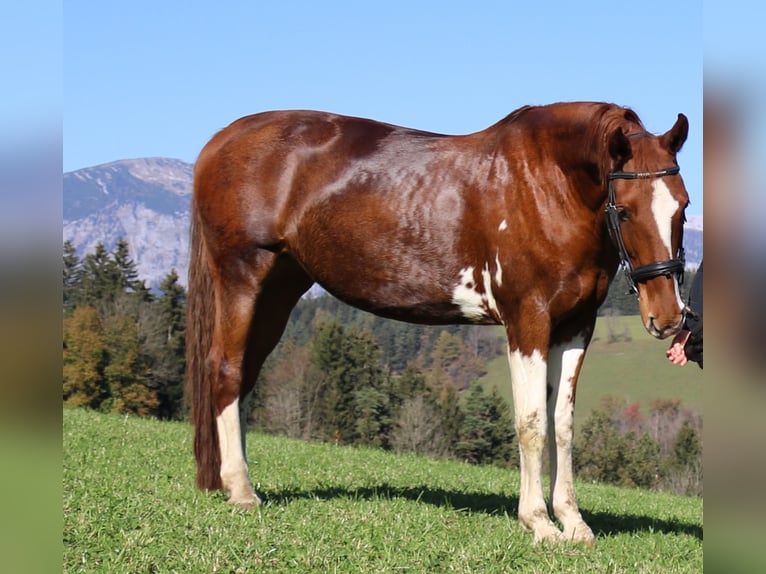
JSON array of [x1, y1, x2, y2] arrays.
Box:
[[425, 331, 486, 394], [78, 242, 112, 307], [311, 321, 389, 445], [455, 384, 515, 467], [111, 238, 151, 300], [666, 418, 703, 495], [620, 431, 661, 489], [388, 363, 428, 417], [574, 400, 629, 485], [672, 419, 702, 470], [63, 240, 82, 312], [437, 386, 463, 453], [153, 269, 187, 418], [354, 385, 391, 447]]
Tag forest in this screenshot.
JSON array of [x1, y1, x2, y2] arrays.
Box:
[[63, 239, 701, 495]]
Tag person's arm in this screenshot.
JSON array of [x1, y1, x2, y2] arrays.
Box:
[[667, 262, 703, 368], [667, 330, 692, 366], [684, 262, 703, 367]]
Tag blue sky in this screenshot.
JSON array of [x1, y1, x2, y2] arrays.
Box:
[[63, 1, 703, 214]]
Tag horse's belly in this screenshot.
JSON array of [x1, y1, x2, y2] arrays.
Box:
[[292, 242, 499, 326]]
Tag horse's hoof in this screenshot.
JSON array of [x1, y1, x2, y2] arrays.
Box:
[[564, 522, 596, 547], [226, 493, 261, 510]]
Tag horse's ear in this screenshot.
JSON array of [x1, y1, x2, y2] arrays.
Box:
[[661, 113, 689, 154], [608, 127, 632, 167]]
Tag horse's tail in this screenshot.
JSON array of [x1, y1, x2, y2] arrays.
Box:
[[185, 195, 222, 491]]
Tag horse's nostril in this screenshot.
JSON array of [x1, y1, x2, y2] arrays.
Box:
[[647, 316, 668, 338]]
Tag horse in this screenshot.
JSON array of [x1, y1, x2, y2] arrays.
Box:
[[186, 102, 690, 546]]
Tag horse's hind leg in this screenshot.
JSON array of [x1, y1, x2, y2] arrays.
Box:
[[208, 265, 259, 507], [210, 252, 312, 507]]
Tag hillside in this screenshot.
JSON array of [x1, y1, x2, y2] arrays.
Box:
[[63, 408, 702, 573], [63, 158, 702, 288], [477, 315, 703, 430]]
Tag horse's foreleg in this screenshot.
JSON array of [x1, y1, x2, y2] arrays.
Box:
[[508, 344, 565, 544], [547, 334, 595, 546]]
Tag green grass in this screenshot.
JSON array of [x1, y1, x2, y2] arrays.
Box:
[[476, 315, 703, 429], [63, 407, 702, 573]]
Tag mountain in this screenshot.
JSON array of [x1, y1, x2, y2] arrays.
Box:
[[63, 158, 703, 288], [64, 158, 192, 288], [683, 215, 703, 269]]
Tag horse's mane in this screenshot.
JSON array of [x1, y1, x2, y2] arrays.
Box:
[[500, 102, 646, 184], [588, 105, 644, 184]]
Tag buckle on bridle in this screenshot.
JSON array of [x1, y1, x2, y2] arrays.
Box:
[[605, 166, 685, 296]]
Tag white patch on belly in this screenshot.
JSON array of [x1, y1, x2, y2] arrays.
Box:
[[452, 263, 502, 322], [498, 219, 508, 232], [452, 267, 488, 321], [494, 252, 503, 287], [651, 179, 679, 258]]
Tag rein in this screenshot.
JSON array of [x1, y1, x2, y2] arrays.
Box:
[[605, 166, 686, 296]]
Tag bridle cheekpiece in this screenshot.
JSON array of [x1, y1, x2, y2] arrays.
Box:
[[605, 166, 686, 296]]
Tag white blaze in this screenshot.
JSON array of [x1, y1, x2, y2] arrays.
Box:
[[651, 179, 685, 309], [651, 179, 679, 259]]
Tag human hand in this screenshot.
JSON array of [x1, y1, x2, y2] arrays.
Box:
[[666, 330, 692, 366]]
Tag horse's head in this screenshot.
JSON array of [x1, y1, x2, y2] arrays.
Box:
[[606, 113, 690, 339]]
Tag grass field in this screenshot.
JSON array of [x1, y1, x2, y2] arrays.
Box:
[[476, 315, 703, 430], [63, 407, 702, 573]]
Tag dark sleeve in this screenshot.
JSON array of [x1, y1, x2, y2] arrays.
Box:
[[684, 261, 703, 367]]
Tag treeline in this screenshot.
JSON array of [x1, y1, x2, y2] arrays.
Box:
[[63, 240, 186, 419], [575, 396, 702, 496], [279, 293, 506, 373], [249, 316, 515, 467], [62, 240, 701, 495]]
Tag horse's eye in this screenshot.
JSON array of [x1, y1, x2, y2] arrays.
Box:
[[617, 207, 631, 222]]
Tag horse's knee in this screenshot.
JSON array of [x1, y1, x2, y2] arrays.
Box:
[[517, 409, 547, 453], [208, 352, 243, 414], [553, 421, 573, 450]]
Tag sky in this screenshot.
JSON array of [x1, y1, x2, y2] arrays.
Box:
[[63, 1, 703, 215]]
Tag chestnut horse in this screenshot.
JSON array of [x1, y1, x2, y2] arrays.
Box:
[[186, 102, 690, 545]]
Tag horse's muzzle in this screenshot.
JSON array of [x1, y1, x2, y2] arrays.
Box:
[[647, 314, 685, 340]]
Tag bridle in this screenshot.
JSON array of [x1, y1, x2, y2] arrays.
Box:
[[605, 166, 686, 296]]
